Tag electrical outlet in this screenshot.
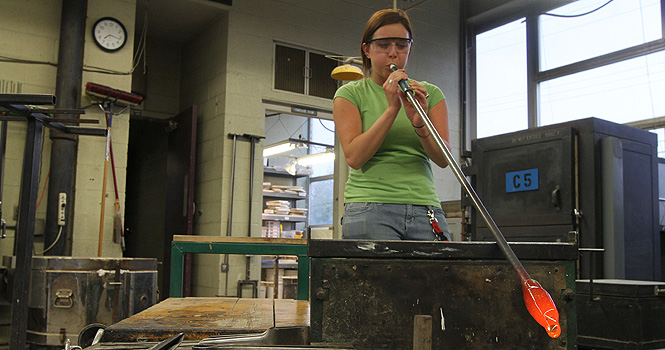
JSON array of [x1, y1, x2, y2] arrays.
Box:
[[58, 193, 67, 226]]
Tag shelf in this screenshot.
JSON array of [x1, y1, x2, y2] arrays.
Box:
[[263, 190, 306, 200], [263, 167, 310, 178], [261, 258, 299, 269], [262, 214, 307, 222]]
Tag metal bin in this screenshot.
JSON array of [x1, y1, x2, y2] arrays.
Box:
[[24, 256, 157, 347]]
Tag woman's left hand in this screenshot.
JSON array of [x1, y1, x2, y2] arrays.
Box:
[[400, 81, 429, 127]]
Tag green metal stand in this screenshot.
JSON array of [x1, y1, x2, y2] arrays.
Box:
[[170, 237, 309, 300]]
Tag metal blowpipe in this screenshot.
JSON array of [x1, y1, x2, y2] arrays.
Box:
[[389, 64, 561, 338]]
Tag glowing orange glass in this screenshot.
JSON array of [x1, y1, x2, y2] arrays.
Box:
[[522, 279, 561, 338]]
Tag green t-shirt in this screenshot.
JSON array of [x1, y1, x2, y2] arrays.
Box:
[[334, 78, 445, 207]]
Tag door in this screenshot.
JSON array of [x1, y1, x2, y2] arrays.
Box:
[[471, 127, 577, 242], [164, 106, 197, 297]]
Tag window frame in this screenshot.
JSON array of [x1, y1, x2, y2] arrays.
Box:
[[466, 0, 665, 149], [273, 42, 339, 99]]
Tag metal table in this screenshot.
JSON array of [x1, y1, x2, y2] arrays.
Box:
[[100, 297, 310, 343], [170, 235, 309, 300]]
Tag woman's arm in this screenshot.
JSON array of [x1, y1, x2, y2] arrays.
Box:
[[398, 81, 450, 168], [333, 97, 399, 170], [414, 99, 451, 168]]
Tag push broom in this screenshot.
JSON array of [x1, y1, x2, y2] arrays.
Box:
[[85, 82, 143, 256], [390, 64, 561, 338]]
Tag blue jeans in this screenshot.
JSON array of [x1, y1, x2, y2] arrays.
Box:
[[341, 203, 452, 241]]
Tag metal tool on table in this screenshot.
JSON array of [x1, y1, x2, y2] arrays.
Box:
[[390, 64, 561, 338], [193, 326, 310, 349], [148, 332, 185, 350]]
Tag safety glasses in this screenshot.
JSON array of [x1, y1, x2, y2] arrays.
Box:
[[366, 37, 412, 53]]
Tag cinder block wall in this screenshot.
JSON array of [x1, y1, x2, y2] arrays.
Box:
[[179, 0, 462, 296], [74, 1, 136, 257], [0, 0, 135, 257]]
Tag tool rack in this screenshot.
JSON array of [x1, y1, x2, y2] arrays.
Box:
[[0, 93, 106, 350]]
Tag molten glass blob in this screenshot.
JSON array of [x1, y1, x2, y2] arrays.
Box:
[[522, 279, 561, 338]]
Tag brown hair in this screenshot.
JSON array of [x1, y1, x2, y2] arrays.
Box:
[[361, 9, 414, 74]]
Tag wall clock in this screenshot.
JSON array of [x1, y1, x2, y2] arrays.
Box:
[[92, 17, 127, 52]]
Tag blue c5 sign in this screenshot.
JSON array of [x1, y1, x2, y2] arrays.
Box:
[[506, 168, 539, 193]]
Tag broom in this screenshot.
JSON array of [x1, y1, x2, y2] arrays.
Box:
[[107, 114, 125, 251], [86, 82, 141, 254]]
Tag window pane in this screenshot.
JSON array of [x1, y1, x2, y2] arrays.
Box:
[[309, 52, 338, 99], [652, 128, 665, 158], [539, 51, 665, 126], [476, 19, 528, 138], [310, 118, 335, 177], [540, 0, 662, 71], [263, 113, 308, 170], [309, 179, 333, 225], [275, 45, 305, 94]]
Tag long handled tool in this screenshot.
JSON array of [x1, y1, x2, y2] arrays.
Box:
[[391, 64, 561, 338], [107, 119, 126, 251], [97, 100, 113, 257], [222, 134, 238, 295], [85, 82, 143, 257]]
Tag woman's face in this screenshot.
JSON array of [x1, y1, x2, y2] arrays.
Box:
[[363, 23, 412, 80]]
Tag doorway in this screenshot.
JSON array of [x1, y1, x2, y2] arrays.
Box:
[[124, 107, 197, 300]]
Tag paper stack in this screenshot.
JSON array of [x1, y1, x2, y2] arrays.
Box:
[[265, 200, 291, 215]]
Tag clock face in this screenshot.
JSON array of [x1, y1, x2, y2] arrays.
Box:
[[93, 17, 127, 52]]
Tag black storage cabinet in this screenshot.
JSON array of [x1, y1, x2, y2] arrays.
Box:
[[469, 118, 661, 280], [577, 279, 665, 350]]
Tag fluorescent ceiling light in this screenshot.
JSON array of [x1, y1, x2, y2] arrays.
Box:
[[263, 140, 298, 157], [297, 150, 335, 166]]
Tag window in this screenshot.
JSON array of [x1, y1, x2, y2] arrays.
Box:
[[540, 0, 662, 71], [263, 111, 335, 228], [540, 51, 665, 126], [473, 0, 665, 154], [274, 43, 338, 99], [308, 118, 335, 226], [476, 19, 527, 138]]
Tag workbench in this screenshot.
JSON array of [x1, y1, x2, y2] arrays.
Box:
[[309, 239, 578, 349], [170, 235, 309, 300], [101, 297, 310, 343]]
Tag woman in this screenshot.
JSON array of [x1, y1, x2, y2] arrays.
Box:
[[333, 8, 452, 241]]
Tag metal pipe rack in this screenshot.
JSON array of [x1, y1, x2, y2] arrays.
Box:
[[0, 93, 106, 350]]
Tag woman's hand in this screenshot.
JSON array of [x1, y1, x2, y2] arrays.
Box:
[[383, 69, 407, 111], [400, 81, 429, 127]]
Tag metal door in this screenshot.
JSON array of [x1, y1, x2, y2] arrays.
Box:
[[471, 127, 577, 242]]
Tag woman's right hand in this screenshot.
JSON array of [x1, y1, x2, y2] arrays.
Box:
[[383, 69, 407, 110]]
